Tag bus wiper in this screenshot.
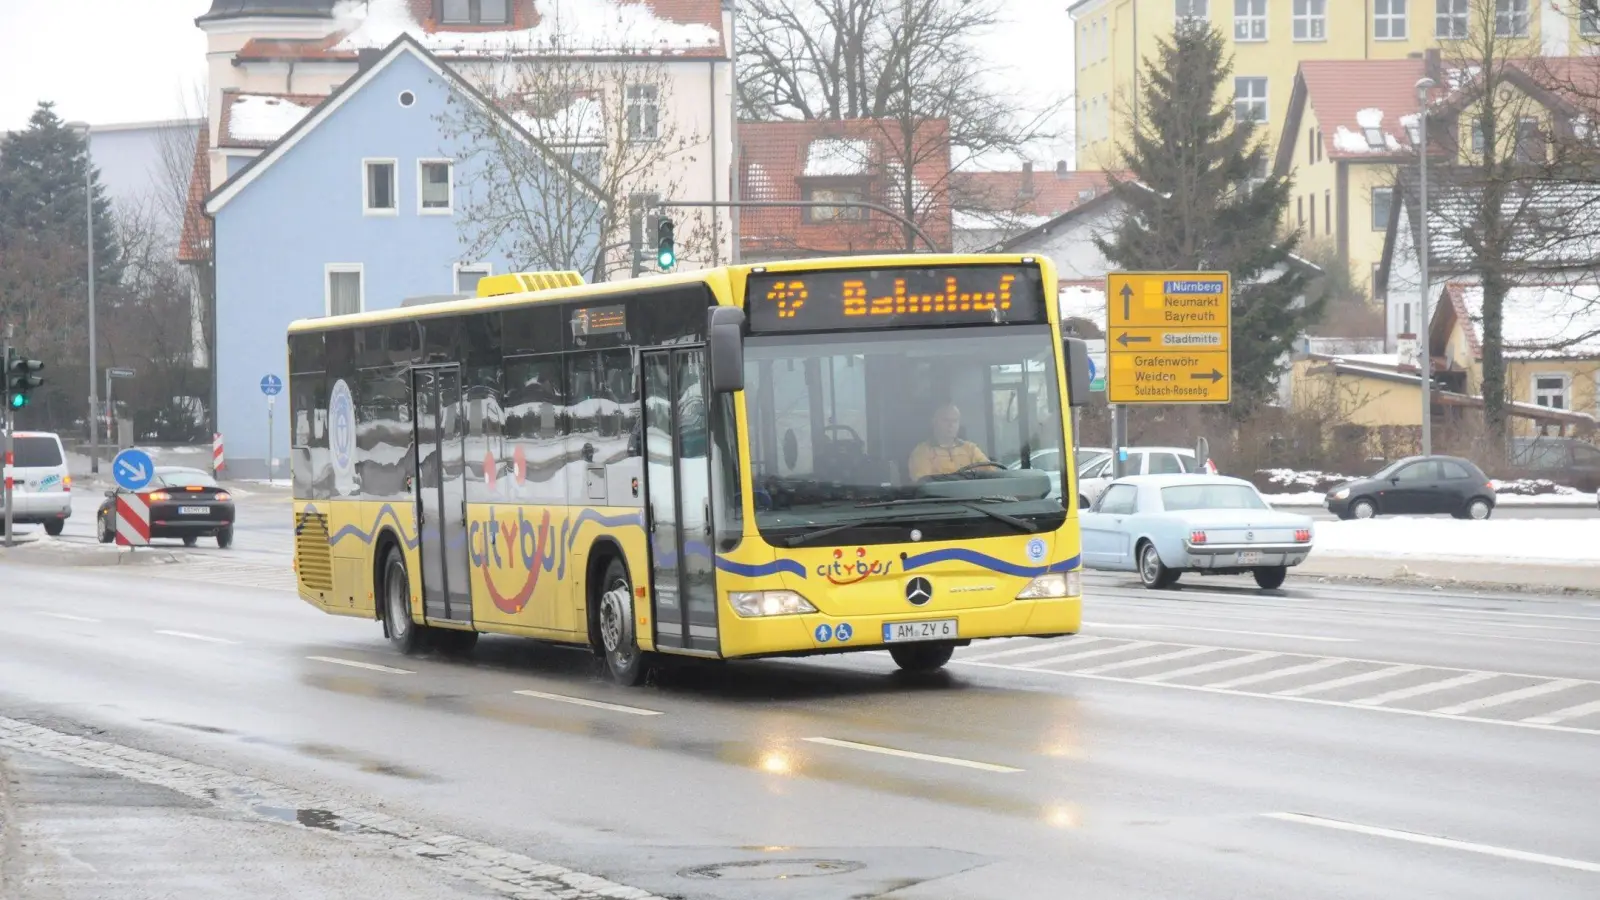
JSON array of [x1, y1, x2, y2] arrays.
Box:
[[854, 497, 1039, 534], [784, 521, 872, 548]]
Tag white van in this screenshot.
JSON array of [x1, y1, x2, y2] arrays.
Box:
[[1, 431, 72, 535]]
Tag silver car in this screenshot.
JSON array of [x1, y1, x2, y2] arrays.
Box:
[[0, 431, 73, 535]]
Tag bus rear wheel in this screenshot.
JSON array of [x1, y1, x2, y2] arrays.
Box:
[[382, 546, 427, 655], [596, 556, 651, 686], [889, 643, 955, 673]]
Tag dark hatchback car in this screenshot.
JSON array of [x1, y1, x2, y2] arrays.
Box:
[[97, 466, 236, 548], [1325, 455, 1497, 520]]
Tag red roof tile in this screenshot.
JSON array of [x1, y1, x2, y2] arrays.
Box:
[[1299, 59, 1430, 160], [738, 119, 953, 257], [217, 90, 326, 148], [178, 124, 212, 264], [953, 168, 1109, 220]]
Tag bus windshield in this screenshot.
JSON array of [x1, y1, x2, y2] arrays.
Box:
[[742, 325, 1067, 545]]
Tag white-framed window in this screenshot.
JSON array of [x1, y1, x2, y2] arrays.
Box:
[[1585, 3, 1600, 36], [325, 264, 364, 317], [1532, 374, 1570, 410], [418, 159, 453, 214], [1234, 76, 1268, 123], [441, 0, 509, 25], [1235, 0, 1267, 41], [1176, 0, 1208, 20], [1495, 0, 1529, 37], [626, 84, 659, 142], [1293, 0, 1326, 40], [1372, 186, 1393, 231], [362, 158, 397, 215], [453, 262, 492, 294], [1436, 0, 1468, 38], [1375, 0, 1407, 39]]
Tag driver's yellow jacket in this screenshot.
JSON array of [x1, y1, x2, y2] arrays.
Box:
[[908, 440, 990, 480]]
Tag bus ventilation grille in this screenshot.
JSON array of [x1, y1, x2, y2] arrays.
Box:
[[295, 512, 334, 592], [475, 270, 584, 298]]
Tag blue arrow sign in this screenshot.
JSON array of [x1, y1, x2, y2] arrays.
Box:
[[112, 448, 154, 492], [260, 374, 283, 396]]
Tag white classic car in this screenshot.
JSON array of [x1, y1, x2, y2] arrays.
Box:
[[1080, 475, 1315, 590]]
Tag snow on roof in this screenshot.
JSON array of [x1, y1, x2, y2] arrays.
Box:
[[1059, 284, 1107, 331], [512, 96, 605, 144], [1355, 108, 1383, 129], [1330, 353, 1402, 368], [225, 92, 322, 145], [951, 209, 1050, 231], [1457, 283, 1600, 359], [332, 0, 720, 57], [803, 138, 872, 177]]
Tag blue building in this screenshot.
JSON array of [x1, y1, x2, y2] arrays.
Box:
[[204, 34, 601, 478]]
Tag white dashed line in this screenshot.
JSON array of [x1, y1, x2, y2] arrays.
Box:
[[1350, 672, 1499, 707], [513, 689, 663, 716], [1432, 679, 1581, 716], [37, 612, 101, 623], [154, 630, 239, 645], [1090, 622, 1358, 643], [306, 655, 414, 674], [802, 737, 1023, 773], [1263, 812, 1600, 874], [1276, 664, 1420, 698], [1523, 699, 1600, 726]]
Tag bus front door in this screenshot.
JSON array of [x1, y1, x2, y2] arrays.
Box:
[[411, 365, 473, 626], [640, 347, 720, 654]]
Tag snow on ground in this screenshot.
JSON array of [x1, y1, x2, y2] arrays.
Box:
[[1312, 517, 1599, 567]]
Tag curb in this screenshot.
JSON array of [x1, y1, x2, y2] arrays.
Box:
[[0, 544, 182, 569]]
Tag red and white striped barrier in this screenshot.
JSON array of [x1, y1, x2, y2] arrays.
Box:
[[114, 493, 150, 547], [212, 433, 225, 477]]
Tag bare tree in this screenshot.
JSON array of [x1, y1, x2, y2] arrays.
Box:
[[438, 59, 716, 281]]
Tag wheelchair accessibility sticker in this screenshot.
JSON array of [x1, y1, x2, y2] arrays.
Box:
[[836, 623, 853, 642]]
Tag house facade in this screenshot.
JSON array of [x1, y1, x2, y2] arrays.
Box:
[[203, 36, 601, 478]]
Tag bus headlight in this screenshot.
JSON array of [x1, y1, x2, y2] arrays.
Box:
[[1015, 570, 1082, 600], [729, 590, 818, 617]]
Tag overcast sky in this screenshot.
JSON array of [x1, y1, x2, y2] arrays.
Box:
[[0, 0, 1071, 156]]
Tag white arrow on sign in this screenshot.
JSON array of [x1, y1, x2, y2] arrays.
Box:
[[116, 460, 148, 483]]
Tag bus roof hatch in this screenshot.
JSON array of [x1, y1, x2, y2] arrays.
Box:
[[476, 271, 585, 298]]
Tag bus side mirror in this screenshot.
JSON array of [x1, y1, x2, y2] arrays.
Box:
[[1064, 336, 1092, 407], [707, 306, 746, 394]]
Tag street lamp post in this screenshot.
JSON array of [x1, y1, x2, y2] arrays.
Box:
[[67, 121, 99, 474], [1415, 78, 1435, 458]]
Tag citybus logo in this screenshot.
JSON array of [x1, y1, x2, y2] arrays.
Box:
[[818, 547, 896, 584], [468, 508, 555, 614]]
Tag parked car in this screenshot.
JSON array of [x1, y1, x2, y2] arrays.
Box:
[[97, 466, 235, 548], [1004, 445, 1110, 502], [1081, 475, 1314, 590], [1077, 446, 1204, 510], [0, 431, 72, 535], [1507, 437, 1600, 492], [1324, 455, 1496, 520]]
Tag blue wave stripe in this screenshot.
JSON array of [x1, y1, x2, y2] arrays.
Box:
[[317, 502, 421, 550], [565, 509, 645, 550], [902, 548, 1081, 578], [714, 557, 809, 579]]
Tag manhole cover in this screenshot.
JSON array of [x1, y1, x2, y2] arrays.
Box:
[[680, 859, 865, 880]]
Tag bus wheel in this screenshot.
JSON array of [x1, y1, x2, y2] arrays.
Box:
[[597, 557, 649, 686], [889, 643, 955, 673], [382, 547, 427, 655]]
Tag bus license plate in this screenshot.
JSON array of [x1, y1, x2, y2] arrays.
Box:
[[1236, 551, 1261, 565], [178, 506, 209, 515], [883, 619, 957, 643]]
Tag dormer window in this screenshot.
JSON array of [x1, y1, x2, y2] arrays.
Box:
[[441, 0, 509, 25], [1363, 126, 1385, 149]]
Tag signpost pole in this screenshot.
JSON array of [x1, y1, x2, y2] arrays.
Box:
[[1111, 406, 1128, 478], [267, 396, 275, 483], [3, 326, 13, 548]]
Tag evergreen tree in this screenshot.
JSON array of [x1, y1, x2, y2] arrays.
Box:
[[1094, 20, 1321, 414], [0, 101, 123, 290]]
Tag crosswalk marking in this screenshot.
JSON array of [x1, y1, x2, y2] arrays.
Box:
[[1350, 672, 1500, 707], [1206, 657, 1344, 690], [1432, 679, 1581, 716], [1522, 699, 1600, 726], [1277, 664, 1420, 698], [1142, 651, 1282, 684], [1074, 645, 1215, 676], [1014, 640, 1155, 669], [962, 637, 1101, 663]]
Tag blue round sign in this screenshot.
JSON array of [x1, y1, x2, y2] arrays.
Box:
[[112, 448, 155, 491], [835, 623, 853, 643], [260, 374, 283, 396], [1086, 357, 1097, 380], [329, 379, 354, 476], [814, 623, 833, 642]]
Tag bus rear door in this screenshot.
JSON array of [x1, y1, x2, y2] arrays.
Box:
[[411, 365, 474, 627]]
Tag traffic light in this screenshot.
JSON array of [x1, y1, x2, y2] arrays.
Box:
[[5, 349, 43, 410], [656, 217, 676, 271]]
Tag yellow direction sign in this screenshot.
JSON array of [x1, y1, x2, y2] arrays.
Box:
[[1105, 272, 1232, 404]]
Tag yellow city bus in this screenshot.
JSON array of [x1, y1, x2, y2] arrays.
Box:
[[288, 254, 1093, 684]]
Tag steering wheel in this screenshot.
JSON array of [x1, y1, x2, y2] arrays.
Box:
[[957, 461, 1007, 474]]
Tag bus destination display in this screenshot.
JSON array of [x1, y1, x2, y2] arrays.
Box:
[[746, 265, 1045, 332]]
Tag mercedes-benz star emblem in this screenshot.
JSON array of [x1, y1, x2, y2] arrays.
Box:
[[905, 577, 933, 606], [1246, 531, 1255, 542]]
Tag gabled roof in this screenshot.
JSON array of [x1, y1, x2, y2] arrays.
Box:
[[1275, 59, 1438, 175], [205, 33, 605, 216], [178, 123, 213, 264], [218, 91, 323, 148], [952, 168, 1110, 227], [1434, 281, 1600, 361]]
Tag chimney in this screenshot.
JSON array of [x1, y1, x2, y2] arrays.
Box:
[[357, 47, 382, 73], [1021, 160, 1034, 196], [1424, 48, 1442, 83], [1055, 159, 1068, 177]]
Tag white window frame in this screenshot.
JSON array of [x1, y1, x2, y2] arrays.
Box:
[[1372, 186, 1394, 231], [1293, 0, 1326, 40], [1234, 76, 1268, 124], [1495, 0, 1529, 37], [362, 158, 398, 216], [324, 263, 365, 317], [1435, 0, 1468, 39], [1531, 373, 1570, 410], [625, 84, 660, 142], [1585, 5, 1600, 36], [1374, 0, 1408, 40], [1234, 0, 1267, 41], [452, 261, 493, 295], [1176, 0, 1208, 21], [417, 158, 455, 215]]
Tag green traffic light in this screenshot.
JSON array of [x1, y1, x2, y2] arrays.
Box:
[[8, 392, 24, 410], [658, 247, 675, 269]]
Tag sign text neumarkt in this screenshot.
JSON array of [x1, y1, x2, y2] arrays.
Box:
[[1105, 272, 1232, 405]]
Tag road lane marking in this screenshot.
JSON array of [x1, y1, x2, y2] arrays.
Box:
[[307, 655, 413, 674], [802, 737, 1022, 773], [1350, 672, 1499, 706], [1523, 699, 1600, 725], [155, 630, 239, 645], [1277, 665, 1420, 697], [1074, 646, 1216, 675], [1432, 679, 1581, 716], [1089, 622, 1357, 643], [37, 612, 101, 623], [1439, 630, 1600, 647], [1016, 640, 1156, 668], [1206, 657, 1344, 689], [513, 689, 663, 716], [1262, 812, 1600, 874], [962, 636, 1102, 663], [1142, 651, 1282, 683]]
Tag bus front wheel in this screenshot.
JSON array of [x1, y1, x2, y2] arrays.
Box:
[[382, 546, 427, 655], [596, 556, 651, 686], [889, 643, 955, 673]]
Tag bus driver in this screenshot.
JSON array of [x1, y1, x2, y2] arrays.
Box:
[[908, 402, 989, 480]]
